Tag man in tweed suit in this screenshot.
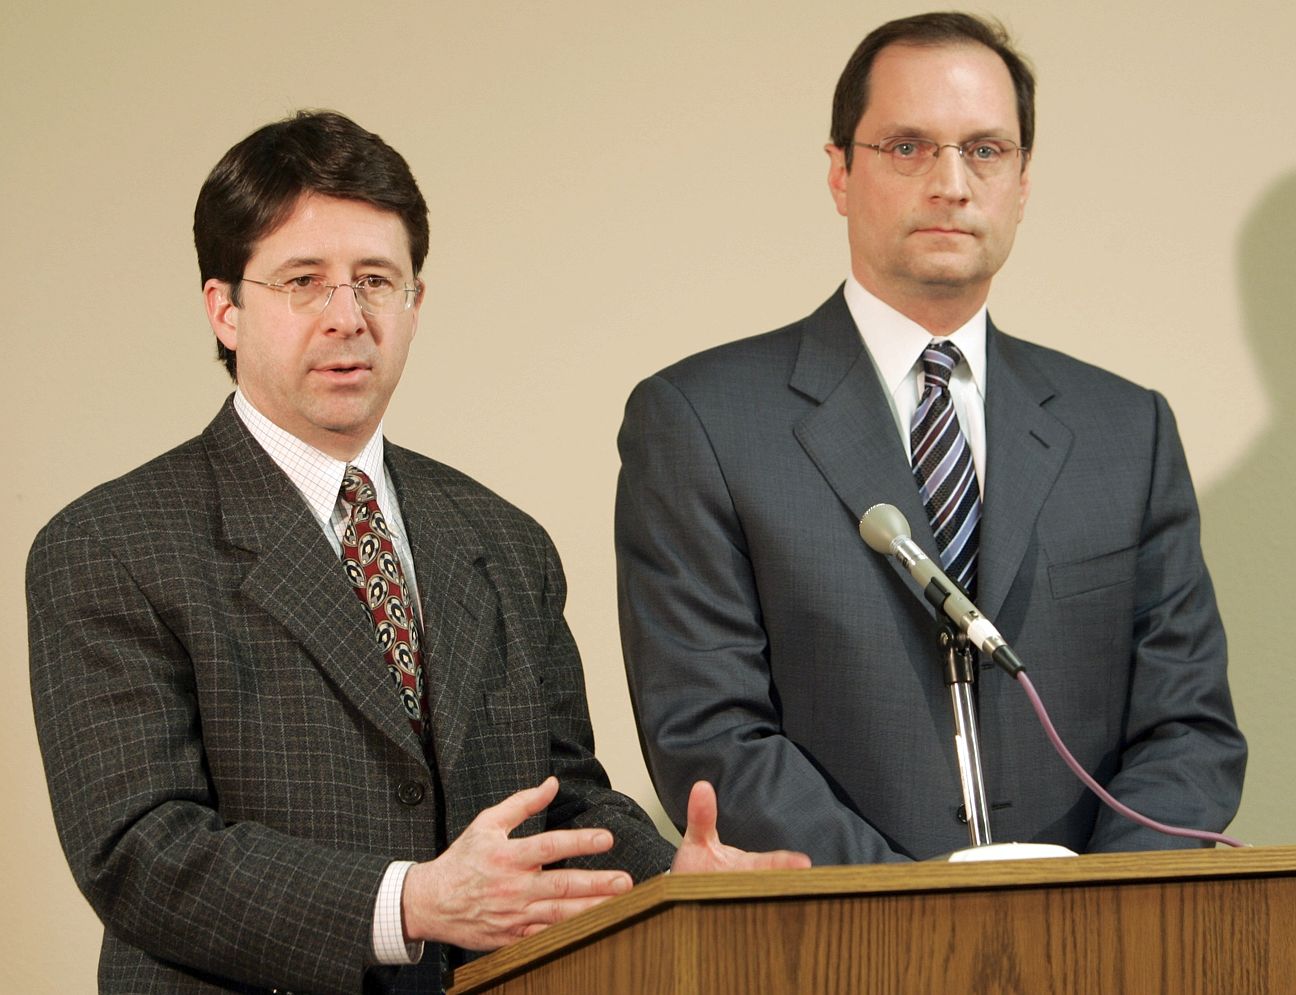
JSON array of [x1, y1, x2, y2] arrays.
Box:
[[28, 111, 806, 995], [616, 13, 1245, 863]]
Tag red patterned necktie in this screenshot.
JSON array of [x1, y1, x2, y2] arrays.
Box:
[[340, 465, 429, 738]]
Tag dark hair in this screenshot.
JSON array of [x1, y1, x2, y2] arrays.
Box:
[[193, 110, 429, 380], [831, 12, 1035, 170]]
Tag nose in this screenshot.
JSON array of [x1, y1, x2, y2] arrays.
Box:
[[927, 145, 971, 203], [320, 282, 367, 334]]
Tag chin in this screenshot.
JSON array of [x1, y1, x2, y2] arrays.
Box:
[[911, 257, 996, 287], [307, 406, 377, 437]]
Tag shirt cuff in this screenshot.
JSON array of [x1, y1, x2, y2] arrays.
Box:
[[372, 860, 425, 965]]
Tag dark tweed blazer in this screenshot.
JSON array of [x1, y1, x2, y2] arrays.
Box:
[[616, 288, 1246, 864], [29, 398, 672, 994]]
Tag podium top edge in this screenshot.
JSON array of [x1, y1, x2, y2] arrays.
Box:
[[449, 844, 1296, 994]]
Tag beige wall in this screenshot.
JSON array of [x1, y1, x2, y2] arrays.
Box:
[[3, 1, 1293, 989]]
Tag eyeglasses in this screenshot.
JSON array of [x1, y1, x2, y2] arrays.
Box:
[[240, 275, 420, 316], [854, 138, 1029, 179]]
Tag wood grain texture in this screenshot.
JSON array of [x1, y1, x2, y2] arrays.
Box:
[[450, 845, 1296, 994]]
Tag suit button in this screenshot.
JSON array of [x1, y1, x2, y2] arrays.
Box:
[[397, 781, 425, 806]]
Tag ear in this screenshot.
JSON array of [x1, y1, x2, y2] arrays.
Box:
[[825, 144, 850, 218], [1016, 157, 1032, 222], [204, 279, 239, 352], [407, 278, 427, 341]]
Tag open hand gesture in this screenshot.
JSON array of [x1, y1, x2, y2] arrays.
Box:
[[401, 776, 634, 951], [671, 781, 812, 874]]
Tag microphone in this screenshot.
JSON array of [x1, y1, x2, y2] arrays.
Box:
[[859, 504, 1023, 676]]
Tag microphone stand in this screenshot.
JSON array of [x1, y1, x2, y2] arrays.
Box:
[[936, 622, 1076, 862], [859, 504, 1075, 860], [939, 624, 993, 848]]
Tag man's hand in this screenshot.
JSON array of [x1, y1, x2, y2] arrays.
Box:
[[401, 777, 633, 951], [671, 780, 812, 874]]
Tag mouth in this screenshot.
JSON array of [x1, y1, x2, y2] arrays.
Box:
[[313, 361, 372, 383], [915, 226, 975, 237]]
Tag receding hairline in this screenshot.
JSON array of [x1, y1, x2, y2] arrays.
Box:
[[871, 40, 1024, 113]]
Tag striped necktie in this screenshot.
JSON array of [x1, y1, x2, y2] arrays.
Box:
[[910, 341, 981, 594]]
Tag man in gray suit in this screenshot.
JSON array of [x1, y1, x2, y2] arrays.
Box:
[[28, 111, 806, 995], [616, 12, 1246, 864]]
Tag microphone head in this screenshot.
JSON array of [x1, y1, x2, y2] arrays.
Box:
[[859, 503, 911, 553]]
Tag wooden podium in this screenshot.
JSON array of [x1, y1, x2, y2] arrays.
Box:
[[449, 845, 1296, 994]]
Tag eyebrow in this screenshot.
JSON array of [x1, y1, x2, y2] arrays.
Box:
[[271, 256, 406, 273], [883, 126, 1018, 142]]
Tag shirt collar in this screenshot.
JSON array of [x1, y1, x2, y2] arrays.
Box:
[[843, 275, 988, 398], [232, 389, 388, 526]]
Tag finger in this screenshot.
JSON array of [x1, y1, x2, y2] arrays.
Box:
[[531, 893, 622, 925], [519, 893, 624, 934], [683, 780, 719, 845], [529, 867, 634, 901], [476, 777, 560, 833], [510, 826, 618, 868], [732, 848, 812, 871]]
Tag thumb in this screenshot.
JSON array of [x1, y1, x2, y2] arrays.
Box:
[[683, 780, 719, 844]]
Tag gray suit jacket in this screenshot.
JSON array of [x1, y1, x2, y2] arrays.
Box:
[[616, 288, 1245, 864], [29, 399, 671, 994]]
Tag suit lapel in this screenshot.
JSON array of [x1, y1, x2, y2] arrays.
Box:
[[202, 402, 428, 764], [978, 324, 1073, 622], [385, 448, 498, 779], [791, 298, 1075, 627], [792, 290, 938, 554], [791, 292, 959, 757]]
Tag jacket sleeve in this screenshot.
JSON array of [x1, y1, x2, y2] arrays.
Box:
[[615, 373, 912, 864], [1085, 391, 1247, 850], [531, 534, 676, 878]]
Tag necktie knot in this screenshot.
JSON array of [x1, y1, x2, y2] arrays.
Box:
[[920, 340, 963, 393], [342, 465, 377, 505], [342, 466, 392, 541]]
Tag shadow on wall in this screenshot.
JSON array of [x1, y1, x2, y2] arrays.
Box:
[[1199, 168, 1296, 844]]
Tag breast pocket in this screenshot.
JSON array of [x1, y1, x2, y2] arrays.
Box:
[[1047, 545, 1136, 600]]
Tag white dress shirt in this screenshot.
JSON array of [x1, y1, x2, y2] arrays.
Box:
[[843, 276, 987, 494], [232, 389, 423, 966]]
